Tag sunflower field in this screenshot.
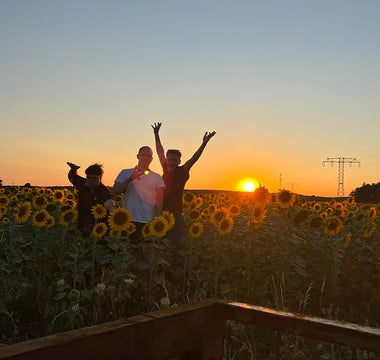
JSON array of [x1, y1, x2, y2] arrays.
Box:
[[0, 185, 379, 359]]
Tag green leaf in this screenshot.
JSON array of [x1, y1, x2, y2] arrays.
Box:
[[53, 292, 66, 301]]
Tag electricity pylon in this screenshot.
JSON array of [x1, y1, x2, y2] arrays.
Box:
[[322, 157, 360, 197]]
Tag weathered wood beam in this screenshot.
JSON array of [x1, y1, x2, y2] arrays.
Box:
[[220, 302, 380, 354]]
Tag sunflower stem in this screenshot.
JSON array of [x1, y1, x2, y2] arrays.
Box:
[[91, 237, 97, 288], [148, 236, 156, 306]]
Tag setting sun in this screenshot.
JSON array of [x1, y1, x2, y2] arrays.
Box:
[[243, 181, 255, 192], [237, 178, 257, 192]]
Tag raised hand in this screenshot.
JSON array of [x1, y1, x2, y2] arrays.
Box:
[[151, 122, 162, 135], [67, 162, 80, 170], [131, 166, 145, 181], [203, 131, 216, 143]]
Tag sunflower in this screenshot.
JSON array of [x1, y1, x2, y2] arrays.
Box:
[[150, 216, 169, 238], [109, 228, 121, 237], [108, 208, 132, 231], [344, 233, 352, 248], [363, 222, 377, 238], [333, 209, 345, 217], [126, 222, 136, 234], [53, 189, 65, 202], [195, 196, 203, 207], [188, 208, 201, 221], [218, 192, 226, 199], [14, 201, 32, 224], [276, 190, 295, 208], [32, 195, 47, 209], [313, 203, 322, 213], [251, 205, 267, 222], [218, 217, 234, 235], [0, 207, 6, 218], [113, 194, 123, 204], [208, 204, 216, 213], [91, 204, 107, 219], [46, 202, 58, 213], [161, 210, 175, 229], [0, 195, 10, 208], [201, 208, 210, 219], [335, 202, 345, 210], [60, 209, 78, 226], [325, 217, 343, 236], [32, 209, 49, 227], [183, 192, 195, 204], [93, 222, 108, 238], [65, 192, 76, 201], [368, 207, 377, 219], [2, 217, 10, 225], [189, 222, 204, 238], [142, 222, 151, 238], [63, 199, 77, 208], [45, 215, 55, 228], [229, 204, 241, 217], [210, 207, 229, 226]]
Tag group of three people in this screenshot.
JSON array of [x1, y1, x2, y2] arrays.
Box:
[[67, 123, 216, 264]]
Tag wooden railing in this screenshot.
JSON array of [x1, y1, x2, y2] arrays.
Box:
[[0, 299, 379, 359]]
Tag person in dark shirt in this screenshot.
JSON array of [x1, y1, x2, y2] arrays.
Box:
[[151, 122, 216, 266], [67, 162, 117, 237]]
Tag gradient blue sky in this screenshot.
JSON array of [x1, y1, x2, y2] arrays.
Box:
[[1, 0, 379, 196]]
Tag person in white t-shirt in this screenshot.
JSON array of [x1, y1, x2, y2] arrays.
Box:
[[112, 146, 166, 239]]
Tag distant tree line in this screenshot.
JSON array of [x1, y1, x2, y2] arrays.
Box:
[[351, 182, 380, 203]]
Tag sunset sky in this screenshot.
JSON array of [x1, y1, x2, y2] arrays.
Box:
[[1, 0, 380, 197]]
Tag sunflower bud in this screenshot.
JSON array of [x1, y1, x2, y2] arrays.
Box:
[[67, 289, 81, 302]]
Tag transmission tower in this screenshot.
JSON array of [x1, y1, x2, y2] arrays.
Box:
[[322, 157, 360, 197]]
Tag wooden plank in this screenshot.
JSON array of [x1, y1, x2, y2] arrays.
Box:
[[220, 302, 380, 354], [0, 299, 226, 360]]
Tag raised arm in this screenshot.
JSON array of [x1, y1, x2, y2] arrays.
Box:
[[151, 122, 166, 168], [67, 162, 80, 184], [183, 131, 216, 173]]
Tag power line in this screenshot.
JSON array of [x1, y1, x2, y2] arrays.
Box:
[[322, 157, 361, 197]]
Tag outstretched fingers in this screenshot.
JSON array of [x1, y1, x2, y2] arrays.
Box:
[[131, 166, 145, 180], [204, 131, 216, 142], [151, 122, 162, 134]]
